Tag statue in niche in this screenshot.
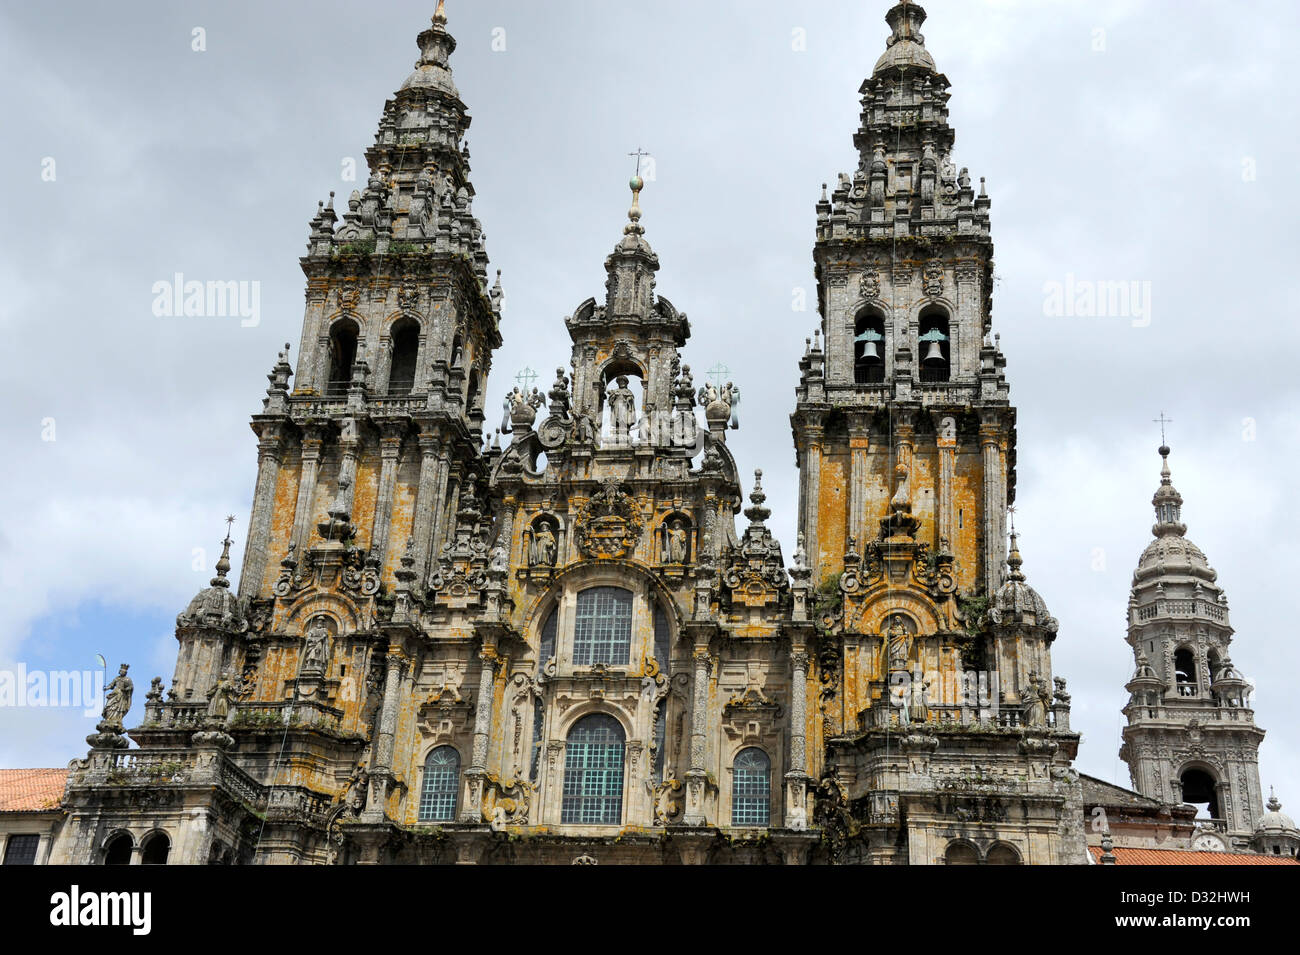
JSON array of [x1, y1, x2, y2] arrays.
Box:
[[662, 520, 688, 564], [301, 617, 331, 676], [528, 521, 557, 568], [607, 376, 636, 441], [636, 400, 655, 446], [886, 616, 912, 672]]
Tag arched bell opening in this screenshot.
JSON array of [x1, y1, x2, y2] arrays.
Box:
[[854, 308, 886, 384], [327, 318, 361, 396], [387, 317, 420, 395], [918, 306, 950, 383]]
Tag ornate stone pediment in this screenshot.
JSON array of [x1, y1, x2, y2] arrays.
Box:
[[574, 480, 643, 559]]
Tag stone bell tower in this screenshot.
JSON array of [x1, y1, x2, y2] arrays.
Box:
[[796, 1, 1081, 865], [1119, 444, 1266, 850]]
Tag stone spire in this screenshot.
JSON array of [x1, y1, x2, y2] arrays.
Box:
[[874, 1, 938, 76], [1152, 444, 1187, 537], [604, 174, 660, 319], [402, 1, 459, 96]]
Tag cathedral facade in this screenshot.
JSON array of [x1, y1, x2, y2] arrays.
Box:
[[30, 2, 1288, 866]]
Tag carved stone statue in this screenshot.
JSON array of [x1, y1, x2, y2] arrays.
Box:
[[724, 382, 740, 429], [886, 616, 912, 671], [301, 617, 331, 676], [607, 376, 636, 441], [528, 522, 557, 568], [663, 520, 688, 564], [206, 676, 237, 724], [101, 664, 133, 728], [1024, 672, 1051, 727]]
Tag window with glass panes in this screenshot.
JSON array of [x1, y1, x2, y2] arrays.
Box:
[[418, 746, 460, 821], [561, 714, 625, 824], [2, 834, 39, 865], [731, 748, 771, 826], [572, 587, 632, 666]]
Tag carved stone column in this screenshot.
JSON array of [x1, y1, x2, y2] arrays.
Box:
[[410, 432, 443, 579], [847, 413, 871, 545], [978, 413, 1006, 593], [784, 648, 810, 830], [239, 423, 285, 597], [933, 411, 957, 550], [369, 422, 406, 566], [462, 644, 500, 822], [289, 424, 327, 553], [684, 646, 712, 826], [800, 418, 824, 578], [364, 647, 408, 822]]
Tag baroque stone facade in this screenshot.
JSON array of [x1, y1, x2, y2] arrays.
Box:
[[37, 1, 1258, 866]]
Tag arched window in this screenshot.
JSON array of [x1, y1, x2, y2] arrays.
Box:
[[573, 587, 633, 666], [854, 309, 886, 384], [651, 603, 672, 782], [918, 306, 951, 383], [731, 748, 771, 826], [388, 317, 420, 395], [562, 714, 625, 825], [986, 843, 1021, 865], [1174, 648, 1197, 696], [531, 609, 557, 784], [418, 746, 460, 822], [945, 841, 979, 865], [141, 832, 170, 865], [327, 319, 360, 396], [103, 832, 133, 866], [1180, 768, 1220, 821]]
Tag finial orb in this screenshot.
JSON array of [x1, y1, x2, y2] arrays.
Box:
[[629, 175, 644, 192]]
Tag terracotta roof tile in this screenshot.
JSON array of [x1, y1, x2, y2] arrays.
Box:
[[1089, 846, 1299, 865], [0, 768, 68, 812]]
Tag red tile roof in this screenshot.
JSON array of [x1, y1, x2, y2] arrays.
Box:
[[1089, 845, 1299, 865], [0, 769, 68, 812]]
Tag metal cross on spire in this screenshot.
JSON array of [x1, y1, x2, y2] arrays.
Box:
[[1153, 411, 1173, 446], [628, 147, 650, 177], [706, 362, 731, 389], [515, 367, 538, 391]]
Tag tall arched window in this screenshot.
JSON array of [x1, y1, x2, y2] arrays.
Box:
[[731, 748, 771, 826], [327, 319, 360, 395], [573, 587, 633, 666], [561, 714, 625, 825], [854, 309, 885, 384], [531, 609, 557, 784], [1180, 768, 1220, 821], [918, 306, 951, 383], [388, 317, 420, 395], [1174, 648, 1197, 696], [141, 832, 170, 865], [418, 746, 460, 822], [986, 843, 1021, 865], [103, 832, 133, 866], [944, 841, 979, 865]]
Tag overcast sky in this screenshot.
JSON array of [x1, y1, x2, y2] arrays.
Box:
[[2, 0, 1297, 813]]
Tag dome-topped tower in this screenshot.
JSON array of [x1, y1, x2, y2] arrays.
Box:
[[1119, 444, 1266, 851], [1251, 790, 1300, 858]]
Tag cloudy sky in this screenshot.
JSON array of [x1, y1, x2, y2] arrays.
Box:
[[2, 0, 1297, 812]]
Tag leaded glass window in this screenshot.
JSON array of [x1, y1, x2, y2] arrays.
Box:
[[572, 587, 632, 666], [561, 714, 625, 824], [539, 607, 557, 666], [2, 834, 38, 865], [731, 748, 771, 826], [653, 604, 670, 665], [419, 746, 460, 822]]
